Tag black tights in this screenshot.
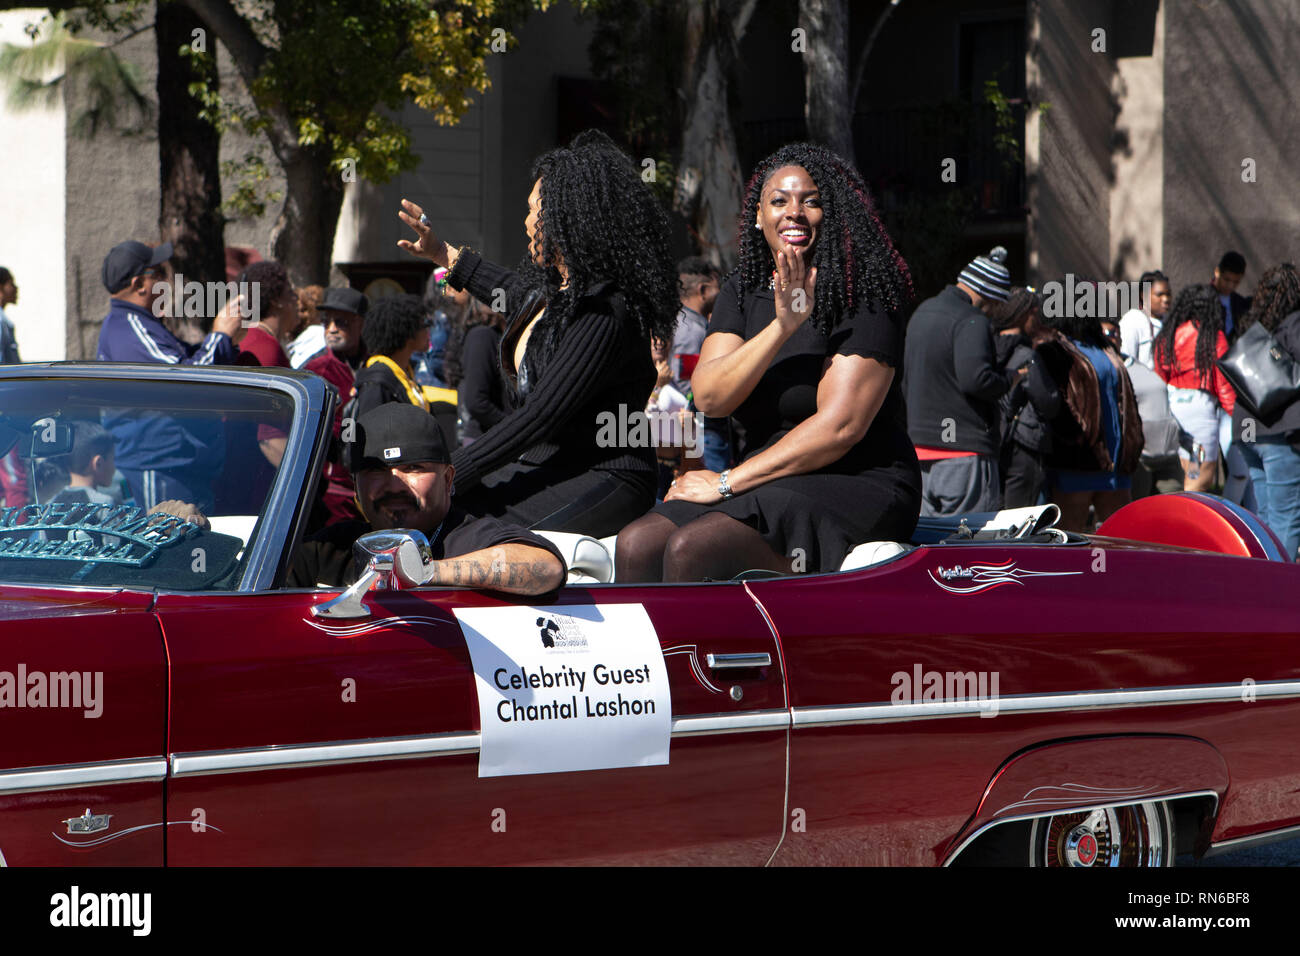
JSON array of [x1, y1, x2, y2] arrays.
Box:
[[616, 511, 794, 582]]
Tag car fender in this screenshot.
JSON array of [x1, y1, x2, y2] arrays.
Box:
[[942, 734, 1229, 864]]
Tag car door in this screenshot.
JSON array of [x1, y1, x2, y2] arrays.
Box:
[[160, 579, 787, 865], [0, 586, 167, 866]]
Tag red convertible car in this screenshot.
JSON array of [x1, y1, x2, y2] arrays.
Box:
[[1, 363, 1298, 867]]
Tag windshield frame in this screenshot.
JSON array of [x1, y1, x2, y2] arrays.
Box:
[[0, 362, 333, 593]]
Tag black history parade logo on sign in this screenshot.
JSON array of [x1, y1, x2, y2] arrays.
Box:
[[536, 614, 588, 650]]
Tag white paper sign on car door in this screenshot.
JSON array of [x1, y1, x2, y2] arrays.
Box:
[[453, 603, 671, 778]]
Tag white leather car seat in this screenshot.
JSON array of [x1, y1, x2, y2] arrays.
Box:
[[838, 540, 911, 571], [533, 531, 614, 584]]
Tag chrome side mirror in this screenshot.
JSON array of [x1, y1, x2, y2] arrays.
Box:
[[311, 529, 432, 619]]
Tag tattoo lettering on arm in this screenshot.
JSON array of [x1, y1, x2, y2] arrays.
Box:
[[426, 547, 562, 594]]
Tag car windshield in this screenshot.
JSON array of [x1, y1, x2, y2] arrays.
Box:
[[0, 377, 297, 591]]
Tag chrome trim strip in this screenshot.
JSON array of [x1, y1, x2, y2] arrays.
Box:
[[1205, 822, 1300, 857], [671, 710, 789, 736], [169, 711, 791, 776], [170, 733, 480, 776], [705, 652, 772, 669], [792, 680, 1300, 727], [942, 789, 1220, 866], [0, 757, 167, 794]]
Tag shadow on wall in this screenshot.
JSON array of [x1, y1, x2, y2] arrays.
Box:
[[1161, 0, 1299, 295], [1029, 0, 1118, 284]]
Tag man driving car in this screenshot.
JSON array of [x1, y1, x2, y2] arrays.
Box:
[[288, 402, 565, 592]]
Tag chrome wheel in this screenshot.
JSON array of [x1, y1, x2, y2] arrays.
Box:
[[1029, 801, 1173, 867]]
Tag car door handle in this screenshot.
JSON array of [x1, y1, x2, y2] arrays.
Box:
[[706, 653, 772, 669]]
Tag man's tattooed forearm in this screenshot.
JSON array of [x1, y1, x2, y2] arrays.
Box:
[[430, 558, 557, 591]]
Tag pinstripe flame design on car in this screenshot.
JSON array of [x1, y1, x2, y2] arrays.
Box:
[[927, 560, 1083, 594]]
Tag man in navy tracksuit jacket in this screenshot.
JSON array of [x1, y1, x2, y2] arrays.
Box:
[[95, 240, 241, 511]]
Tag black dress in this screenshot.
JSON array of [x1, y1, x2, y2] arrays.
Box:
[[654, 276, 921, 572]]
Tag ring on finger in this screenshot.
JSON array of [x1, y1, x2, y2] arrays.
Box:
[[419, 213, 430, 227]]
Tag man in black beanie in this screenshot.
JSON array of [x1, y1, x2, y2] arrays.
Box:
[[903, 246, 1019, 515], [289, 402, 565, 591]]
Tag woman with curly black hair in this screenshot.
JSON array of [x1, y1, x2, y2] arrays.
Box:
[[616, 142, 920, 581], [1154, 284, 1236, 491], [1032, 294, 1142, 530], [1231, 263, 1300, 556], [350, 294, 433, 416], [397, 129, 676, 535]]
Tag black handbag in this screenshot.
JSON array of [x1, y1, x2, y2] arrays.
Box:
[[1216, 322, 1300, 419]]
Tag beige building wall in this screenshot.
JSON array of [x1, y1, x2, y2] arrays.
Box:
[[1109, 1, 1164, 280], [1025, 0, 1116, 285], [1161, 0, 1300, 296], [332, 94, 490, 278], [0, 9, 66, 362]]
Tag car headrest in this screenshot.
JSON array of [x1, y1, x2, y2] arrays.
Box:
[[531, 531, 613, 583]]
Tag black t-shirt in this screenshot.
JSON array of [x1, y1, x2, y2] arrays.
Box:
[[287, 505, 566, 588], [707, 276, 915, 475]]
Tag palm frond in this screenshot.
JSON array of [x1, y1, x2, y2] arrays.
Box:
[[0, 11, 152, 137]]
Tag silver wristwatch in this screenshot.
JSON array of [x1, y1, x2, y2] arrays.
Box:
[[718, 469, 735, 498]]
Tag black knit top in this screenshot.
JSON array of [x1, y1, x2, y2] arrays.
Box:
[[444, 250, 657, 490]]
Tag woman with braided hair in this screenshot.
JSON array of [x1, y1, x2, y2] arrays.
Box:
[[616, 142, 920, 581], [1154, 284, 1237, 492], [397, 129, 677, 536], [1231, 263, 1300, 556]]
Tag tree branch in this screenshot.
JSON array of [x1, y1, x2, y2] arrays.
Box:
[[177, 0, 266, 87], [850, 0, 902, 110]]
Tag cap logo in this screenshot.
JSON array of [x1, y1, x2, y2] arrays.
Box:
[[383, 447, 401, 460]]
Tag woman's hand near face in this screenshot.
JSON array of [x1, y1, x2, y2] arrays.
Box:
[[772, 249, 817, 333], [397, 199, 458, 269]]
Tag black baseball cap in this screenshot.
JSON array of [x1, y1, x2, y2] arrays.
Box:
[[319, 286, 369, 317], [102, 240, 172, 294], [351, 402, 450, 473]]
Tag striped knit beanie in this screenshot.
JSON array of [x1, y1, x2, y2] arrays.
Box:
[[958, 246, 1011, 302]]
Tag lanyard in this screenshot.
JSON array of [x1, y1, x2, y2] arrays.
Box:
[[365, 354, 428, 410]]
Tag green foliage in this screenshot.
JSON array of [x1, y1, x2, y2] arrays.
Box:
[[182, 0, 595, 192], [983, 77, 1022, 170], [0, 11, 152, 138], [644, 157, 676, 205], [983, 77, 1049, 169], [220, 151, 282, 219]]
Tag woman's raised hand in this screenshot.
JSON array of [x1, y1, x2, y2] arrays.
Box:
[[773, 249, 817, 333], [398, 199, 454, 268]]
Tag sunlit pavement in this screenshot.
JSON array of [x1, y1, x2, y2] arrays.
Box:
[[1183, 836, 1300, 866]]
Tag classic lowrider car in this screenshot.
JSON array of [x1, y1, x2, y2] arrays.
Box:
[[1, 363, 1298, 867]]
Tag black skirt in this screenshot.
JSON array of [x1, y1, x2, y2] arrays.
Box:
[[653, 463, 921, 573], [455, 460, 656, 539]]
